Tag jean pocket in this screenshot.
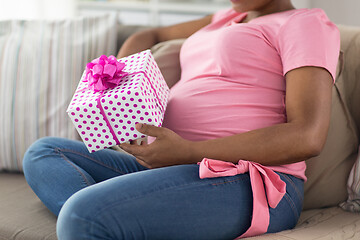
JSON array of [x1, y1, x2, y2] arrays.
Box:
[[278, 172, 304, 203], [284, 192, 301, 221]]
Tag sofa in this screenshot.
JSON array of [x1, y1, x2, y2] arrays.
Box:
[[0, 15, 360, 239]]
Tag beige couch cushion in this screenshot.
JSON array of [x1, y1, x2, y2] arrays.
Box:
[[303, 85, 358, 209], [335, 25, 360, 135], [151, 39, 184, 89], [247, 207, 360, 239], [304, 25, 360, 210], [0, 172, 56, 240]]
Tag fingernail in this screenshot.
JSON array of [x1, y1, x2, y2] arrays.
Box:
[[135, 123, 143, 130]]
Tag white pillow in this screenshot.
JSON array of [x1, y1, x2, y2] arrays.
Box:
[[340, 146, 360, 212], [0, 14, 118, 171]]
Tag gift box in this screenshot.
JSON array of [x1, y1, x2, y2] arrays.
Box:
[[67, 50, 170, 152]]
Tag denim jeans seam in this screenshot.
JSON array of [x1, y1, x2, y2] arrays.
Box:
[[283, 193, 300, 220], [56, 148, 128, 175], [279, 173, 303, 202], [211, 176, 248, 186], [55, 148, 93, 187]]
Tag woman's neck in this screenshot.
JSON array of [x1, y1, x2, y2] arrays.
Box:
[[243, 1, 295, 23]]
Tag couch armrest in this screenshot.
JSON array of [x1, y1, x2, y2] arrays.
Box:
[[116, 24, 151, 52]]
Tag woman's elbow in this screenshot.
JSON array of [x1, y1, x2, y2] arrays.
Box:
[[305, 141, 324, 158], [303, 128, 329, 158]]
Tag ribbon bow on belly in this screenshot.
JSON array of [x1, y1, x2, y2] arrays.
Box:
[[198, 158, 286, 239]]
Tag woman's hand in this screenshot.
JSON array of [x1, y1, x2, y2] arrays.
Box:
[[119, 123, 197, 169]]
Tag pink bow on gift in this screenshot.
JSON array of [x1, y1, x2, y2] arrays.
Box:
[[198, 158, 286, 239], [84, 55, 128, 92]]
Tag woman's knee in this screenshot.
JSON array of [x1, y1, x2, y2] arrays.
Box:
[[23, 137, 64, 174], [56, 187, 106, 240]]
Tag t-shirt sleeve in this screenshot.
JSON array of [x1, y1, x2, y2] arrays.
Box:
[[278, 8, 340, 82]]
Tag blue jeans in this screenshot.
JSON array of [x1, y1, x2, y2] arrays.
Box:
[[23, 137, 304, 240]]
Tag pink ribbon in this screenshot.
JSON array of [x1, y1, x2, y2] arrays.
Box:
[[96, 91, 120, 145], [198, 158, 286, 239], [85, 55, 128, 92]]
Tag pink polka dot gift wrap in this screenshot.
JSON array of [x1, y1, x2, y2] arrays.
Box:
[[66, 50, 170, 153]]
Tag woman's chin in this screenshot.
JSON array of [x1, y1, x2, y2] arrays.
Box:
[[231, 2, 249, 13], [232, 5, 247, 13]]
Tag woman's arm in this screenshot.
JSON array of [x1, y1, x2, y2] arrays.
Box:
[[117, 15, 213, 58], [189, 66, 333, 166], [120, 66, 333, 168]]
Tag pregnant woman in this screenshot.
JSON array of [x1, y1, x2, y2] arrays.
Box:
[[23, 0, 340, 239]]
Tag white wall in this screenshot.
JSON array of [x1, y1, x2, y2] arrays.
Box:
[[311, 0, 360, 26], [0, 0, 359, 26], [292, 0, 311, 9], [0, 0, 75, 20], [292, 0, 360, 26]]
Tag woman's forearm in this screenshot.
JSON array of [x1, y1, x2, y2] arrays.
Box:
[[117, 29, 159, 58], [117, 15, 212, 59], [189, 122, 327, 166]]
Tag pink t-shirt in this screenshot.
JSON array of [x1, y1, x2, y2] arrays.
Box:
[[162, 8, 340, 181]]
